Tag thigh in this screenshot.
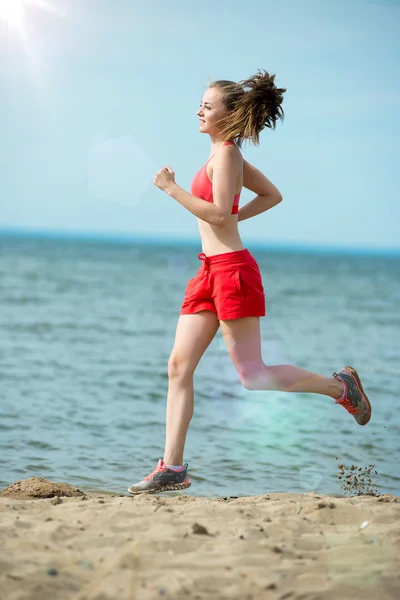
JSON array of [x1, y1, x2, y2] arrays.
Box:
[[169, 311, 220, 376], [219, 317, 264, 382]]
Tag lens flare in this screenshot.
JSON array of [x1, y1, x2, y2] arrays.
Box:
[[0, 0, 25, 30], [0, 0, 61, 33]]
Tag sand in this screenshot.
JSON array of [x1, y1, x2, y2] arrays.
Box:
[[0, 477, 399, 600]]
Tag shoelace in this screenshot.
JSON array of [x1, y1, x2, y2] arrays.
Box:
[[144, 464, 165, 481], [333, 372, 359, 415], [337, 396, 359, 415]]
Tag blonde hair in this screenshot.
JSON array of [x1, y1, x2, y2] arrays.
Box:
[[209, 69, 286, 148]]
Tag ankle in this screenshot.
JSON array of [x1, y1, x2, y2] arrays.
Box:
[[163, 456, 184, 466], [332, 378, 345, 400]]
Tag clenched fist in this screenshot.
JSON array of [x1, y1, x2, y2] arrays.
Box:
[[154, 166, 175, 193]]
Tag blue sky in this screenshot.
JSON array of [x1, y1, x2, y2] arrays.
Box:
[[0, 0, 399, 251]]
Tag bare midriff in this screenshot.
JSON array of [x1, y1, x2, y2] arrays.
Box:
[[197, 156, 245, 256]]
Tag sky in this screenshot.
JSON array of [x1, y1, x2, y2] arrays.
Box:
[[0, 0, 399, 252]]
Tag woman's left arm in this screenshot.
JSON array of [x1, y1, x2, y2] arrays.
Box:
[[154, 165, 222, 226], [155, 153, 239, 227], [165, 182, 224, 226]]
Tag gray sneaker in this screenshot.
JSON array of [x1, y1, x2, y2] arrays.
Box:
[[128, 459, 191, 495], [333, 366, 372, 426]]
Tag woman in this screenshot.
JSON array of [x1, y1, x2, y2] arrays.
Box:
[[128, 70, 371, 495]]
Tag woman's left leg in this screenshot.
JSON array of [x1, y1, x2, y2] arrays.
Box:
[[219, 316, 343, 398]]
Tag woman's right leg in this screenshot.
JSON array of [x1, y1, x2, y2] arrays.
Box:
[[163, 310, 220, 466]]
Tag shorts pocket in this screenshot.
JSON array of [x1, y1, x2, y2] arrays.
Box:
[[184, 268, 207, 300], [235, 265, 264, 298], [184, 277, 198, 298]]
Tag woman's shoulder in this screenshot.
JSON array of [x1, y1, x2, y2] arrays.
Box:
[[210, 142, 242, 174], [219, 141, 242, 158]]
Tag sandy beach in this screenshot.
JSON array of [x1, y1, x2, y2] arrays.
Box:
[[0, 477, 399, 600]]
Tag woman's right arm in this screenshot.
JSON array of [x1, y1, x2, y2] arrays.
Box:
[[237, 159, 282, 222]]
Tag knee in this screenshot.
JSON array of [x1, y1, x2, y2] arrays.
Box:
[[237, 367, 256, 390], [168, 354, 193, 380], [240, 376, 257, 391], [238, 363, 268, 391]]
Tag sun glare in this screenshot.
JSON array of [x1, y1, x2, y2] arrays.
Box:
[[0, 0, 25, 30], [0, 0, 59, 33], [0, 0, 62, 115]]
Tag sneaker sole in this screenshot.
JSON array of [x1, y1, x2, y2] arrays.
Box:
[[344, 365, 372, 426], [127, 480, 191, 495]]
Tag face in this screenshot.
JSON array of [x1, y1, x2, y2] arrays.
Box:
[[197, 87, 228, 135]]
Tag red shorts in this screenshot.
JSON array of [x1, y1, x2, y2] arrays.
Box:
[[180, 248, 266, 320]]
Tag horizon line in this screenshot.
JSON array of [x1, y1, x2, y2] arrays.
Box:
[[0, 226, 399, 257]]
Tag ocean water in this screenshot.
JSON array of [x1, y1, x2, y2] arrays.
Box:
[[1, 232, 399, 497]]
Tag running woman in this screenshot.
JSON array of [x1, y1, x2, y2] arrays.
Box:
[[128, 69, 371, 495]]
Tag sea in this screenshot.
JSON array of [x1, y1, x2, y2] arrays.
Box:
[[1, 231, 399, 498]]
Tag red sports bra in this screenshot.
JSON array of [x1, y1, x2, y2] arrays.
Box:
[[190, 142, 241, 215]]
